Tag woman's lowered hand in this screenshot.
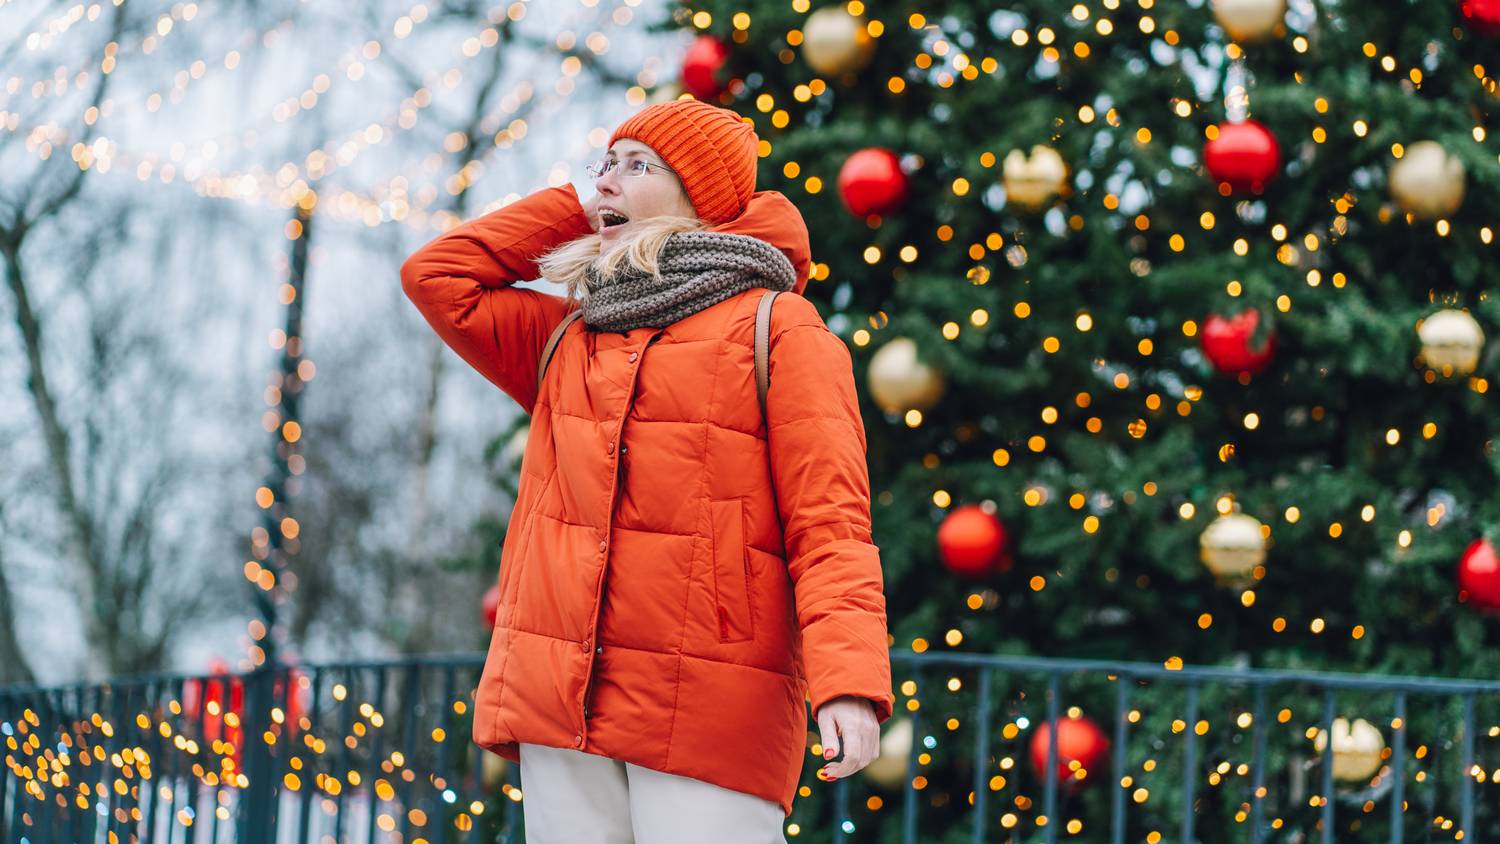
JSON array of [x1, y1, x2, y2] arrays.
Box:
[[816, 696, 880, 781]]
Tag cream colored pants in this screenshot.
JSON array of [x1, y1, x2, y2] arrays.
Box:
[[518, 742, 788, 844]]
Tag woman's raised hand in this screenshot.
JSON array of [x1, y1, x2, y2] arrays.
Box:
[[580, 192, 603, 233]]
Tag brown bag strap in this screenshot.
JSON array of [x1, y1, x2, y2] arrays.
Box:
[[537, 308, 585, 391], [755, 290, 780, 421]]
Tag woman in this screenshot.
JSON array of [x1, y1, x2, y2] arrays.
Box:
[[401, 98, 893, 842]]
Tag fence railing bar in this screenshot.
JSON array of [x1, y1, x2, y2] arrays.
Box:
[[333, 667, 356, 842], [148, 682, 170, 844], [1461, 692, 1475, 842], [972, 667, 993, 844], [1249, 683, 1268, 844], [363, 666, 390, 844], [141, 680, 162, 844], [62, 689, 78, 842], [8, 650, 1499, 700], [34, 691, 57, 843], [0, 697, 11, 844], [1181, 683, 1199, 844], [0, 696, 9, 844], [902, 664, 924, 844], [1110, 674, 1130, 844], [1319, 687, 1335, 844], [399, 665, 422, 843], [113, 683, 132, 843], [0, 655, 488, 699], [886, 653, 1500, 694], [187, 677, 206, 843], [85, 685, 101, 844], [17, 691, 36, 844], [1390, 691, 1407, 844], [211, 674, 232, 844], [1043, 672, 1060, 844], [86, 684, 105, 843], [433, 665, 456, 844], [504, 747, 521, 844], [297, 668, 322, 844], [22, 691, 45, 843]]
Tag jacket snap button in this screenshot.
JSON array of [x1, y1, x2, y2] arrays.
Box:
[[595, 644, 603, 654], [607, 442, 614, 454], [598, 540, 607, 553], [580, 638, 590, 651], [573, 735, 582, 747], [628, 351, 638, 362]]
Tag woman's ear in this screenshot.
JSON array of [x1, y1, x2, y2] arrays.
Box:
[[675, 181, 699, 220]]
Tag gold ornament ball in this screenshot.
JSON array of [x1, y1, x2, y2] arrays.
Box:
[[1199, 512, 1266, 582], [504, 423, 530, 468], [867, 337, 945, 414], [480, 750, 510, 791], [646, 82, 685, 105], [801, 6, 875, 77], [1313, 717, 1386, 783], [861, 716, 913, 790], [1418, 309, 1485, 377], [1211, 0, 1286, 43], [1002, 146, 1069, 212], [1389, 140, 1466, 220]]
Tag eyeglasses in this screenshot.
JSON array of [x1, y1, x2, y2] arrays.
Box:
[[586, 156, 675, 179]]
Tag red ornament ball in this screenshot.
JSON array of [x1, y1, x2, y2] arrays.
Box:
[[1029, 715, 1110, 790], [1459, 538, 1500, 610], [837, 148, 909, 218], [681, 35, 732, 100], [1201, 309, 1276, 376], [1203, 119, 1281, 194], [937, 504, 1011, 578], [1461, 0, 1500, 35], [482, 582, 502, 629]]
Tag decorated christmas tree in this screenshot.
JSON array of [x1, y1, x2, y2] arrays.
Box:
[[583, 0, 1500, 839]]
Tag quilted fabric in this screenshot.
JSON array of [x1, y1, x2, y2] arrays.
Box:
[[400, 183, 894, 816]]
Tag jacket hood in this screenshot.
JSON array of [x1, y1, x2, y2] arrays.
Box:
[[707, 189, 811, 295]]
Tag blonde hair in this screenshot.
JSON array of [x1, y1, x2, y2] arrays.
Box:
[[537, 214, 709, 303]]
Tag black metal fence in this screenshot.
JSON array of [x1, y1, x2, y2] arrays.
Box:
[[4, 651, 1499, 842]]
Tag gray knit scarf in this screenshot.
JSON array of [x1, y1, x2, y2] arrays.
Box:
[[580, 231, 797, 332]]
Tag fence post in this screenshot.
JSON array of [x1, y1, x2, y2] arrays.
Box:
[[238, 663, 279, 844]]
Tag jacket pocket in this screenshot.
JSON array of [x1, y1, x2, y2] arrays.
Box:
[[709, 498, 754, 643], [498, 469, 552, 626]]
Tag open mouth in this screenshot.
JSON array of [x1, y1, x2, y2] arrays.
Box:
[[600, 210, 630, 229]]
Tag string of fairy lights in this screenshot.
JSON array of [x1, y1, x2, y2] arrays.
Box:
[[5, 0, 1500, 838], [1, 1, 654, 229]]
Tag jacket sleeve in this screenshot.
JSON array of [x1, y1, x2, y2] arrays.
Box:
[[766, 303, 895, 725], [399, 183, 593, 414]]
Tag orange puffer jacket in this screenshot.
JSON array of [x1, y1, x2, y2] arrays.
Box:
[[400, 183, 894, 816]]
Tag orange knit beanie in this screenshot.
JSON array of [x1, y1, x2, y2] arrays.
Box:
[[608, 99, 759, 225]]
